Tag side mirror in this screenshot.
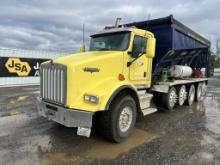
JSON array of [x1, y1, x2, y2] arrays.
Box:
[[80, 44, 86, 52], [146, 38, 156, 58]]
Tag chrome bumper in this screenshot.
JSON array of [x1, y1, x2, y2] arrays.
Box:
[[36, 97, 93, 128]]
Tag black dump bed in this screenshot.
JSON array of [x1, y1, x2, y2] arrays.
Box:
[[125, 15, 211, 76]]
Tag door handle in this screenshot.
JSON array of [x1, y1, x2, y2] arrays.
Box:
[[137, 61, 144, 66]]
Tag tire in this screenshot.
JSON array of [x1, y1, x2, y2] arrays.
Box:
[[100, 95, 137, 143], [162, 87, 177, 110], [186, 84, 195, 105], [195, 83, 203, 101], [177, 85, 187, 106], [153, 92, 162, 105], [201, 82, 207, 97]]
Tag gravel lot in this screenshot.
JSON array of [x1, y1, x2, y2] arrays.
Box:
[[0, 78, 219, 165]]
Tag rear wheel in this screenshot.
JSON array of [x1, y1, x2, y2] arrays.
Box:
[[177, 85, 187, 106], [201, 82, 207, 97], [195, 83, 203, 101], [153, 92, 162, 105], [100, 95, 137, 143], [186, 84, 195, 105], [162, 87, 177, 110]]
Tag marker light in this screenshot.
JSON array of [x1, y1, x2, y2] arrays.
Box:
[[118, 74, 125, 81]]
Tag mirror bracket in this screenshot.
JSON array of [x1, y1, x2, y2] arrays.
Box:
[[127, 61, 132, 67], [127, 51, 132, 55]]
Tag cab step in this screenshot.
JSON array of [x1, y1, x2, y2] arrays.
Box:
[[142, 108, 157, 116]]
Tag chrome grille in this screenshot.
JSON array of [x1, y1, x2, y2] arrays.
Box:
[[40, 63, 67, 105]]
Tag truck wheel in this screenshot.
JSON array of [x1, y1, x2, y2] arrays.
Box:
[[201, 82, 207, 97], [195, 83, 203, 101], [186, 85, 195, 105], [162, 87, 177, 110], [100, 95, 137, 143], [177, 85, 187, 106], [153, 92, 162, 105]]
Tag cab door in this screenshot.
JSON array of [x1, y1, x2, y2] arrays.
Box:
[[129, 35, 149, 84]]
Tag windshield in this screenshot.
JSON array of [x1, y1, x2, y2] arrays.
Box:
[[90, 31, 130, 51]]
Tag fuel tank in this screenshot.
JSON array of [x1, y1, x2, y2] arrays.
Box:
[[170, 65, 193, 78]]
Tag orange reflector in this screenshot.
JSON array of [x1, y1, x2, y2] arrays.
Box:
[[118, 74, 125, 81]]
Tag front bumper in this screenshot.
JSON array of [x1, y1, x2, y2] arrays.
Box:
[[36, 97, 94, 128]]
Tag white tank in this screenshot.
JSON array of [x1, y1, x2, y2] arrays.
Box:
[[170, 65, 193, 78]]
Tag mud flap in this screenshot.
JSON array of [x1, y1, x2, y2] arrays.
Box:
[[77, 127, 91, 138]]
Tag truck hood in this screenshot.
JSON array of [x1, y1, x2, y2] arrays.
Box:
[[54, 50, 125, 110], [54, 51, 123, 66]]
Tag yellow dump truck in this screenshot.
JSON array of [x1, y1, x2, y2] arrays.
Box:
[[36, 16, 209, 142]]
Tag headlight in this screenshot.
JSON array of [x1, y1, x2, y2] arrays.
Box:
[[84, 94, 99, 104]]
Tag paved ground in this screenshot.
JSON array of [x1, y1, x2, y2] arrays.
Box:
[[0, 78, 220, 165]]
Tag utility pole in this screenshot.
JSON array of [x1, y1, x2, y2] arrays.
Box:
[[80, 24, 86, 52], [83, 23, 85, 46], [216, 38, 220, 67]]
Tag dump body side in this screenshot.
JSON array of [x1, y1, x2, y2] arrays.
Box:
[[126, 15, 211, 76]]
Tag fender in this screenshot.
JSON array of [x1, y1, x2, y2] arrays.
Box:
[[105, 85, 140, 111], [68, 76, 140, 112]]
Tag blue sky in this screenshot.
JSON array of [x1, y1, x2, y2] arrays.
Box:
[[0, 0, 219, 53]]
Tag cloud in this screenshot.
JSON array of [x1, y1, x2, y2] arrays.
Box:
[[0, 0, 219, 53]]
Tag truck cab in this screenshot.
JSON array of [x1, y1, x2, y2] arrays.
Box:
[[37, 27, 157, 142]]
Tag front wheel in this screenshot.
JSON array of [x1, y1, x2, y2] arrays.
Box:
[[100, 95, 137, 143]]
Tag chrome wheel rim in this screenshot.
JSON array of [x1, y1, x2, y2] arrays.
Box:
[[197, 85, 202, 100], [189, 86, 195, 104], [202, 83, 207, 96], [119, 106, 133, 133], [179, 86, 186, 106], [169, 89, 177, 108]]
